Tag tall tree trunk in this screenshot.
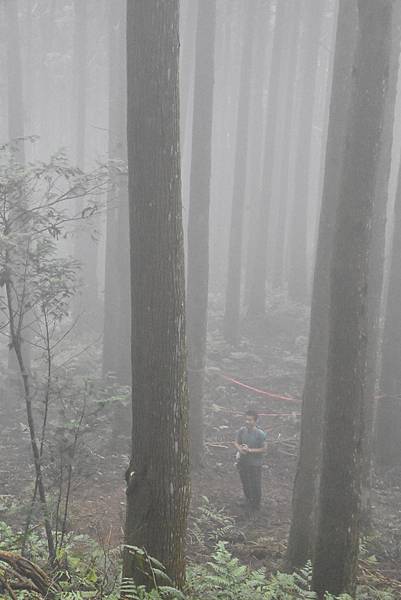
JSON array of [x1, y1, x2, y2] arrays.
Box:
[[187, 0, 216, 467], [243, 0, 272, 307], [209, 0, 241, 293], [377, 164, 401, 466], [73, 0, 98, 324], [286, 0, 356, 570], [287, 0, 325, 304], [103, 0, 131, 385], [271, 1, 302, 290], [6, 0, 25, 161], [123, 0, 190, 588], [223, 3, 255, 344], [312, 2, 393, 596], [6, 0, 31, 377], [361, 2, 401, 525], [246, 0, 288, 318]]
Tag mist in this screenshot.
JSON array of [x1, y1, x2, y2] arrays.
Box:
[[0, 1, 400, 599]]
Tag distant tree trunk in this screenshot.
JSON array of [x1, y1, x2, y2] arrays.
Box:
[[223, 3, 255, 344], [187, 0, 216, 467], [73, 0, 98, 323], [243, 0, 272, 307], [39, 0, 56, 155], [312, 2, 393, 597], [123, 0, 190, 588], [288, 0, 325, 304], [6, 0, 25, 161], [271, 1, 302, 290], [286, 0, 356, 570], [209, 0, 241, 293], [103, 0, 131, 385], [180, 0, 198, 153], [361, 3, 401, 524], [6, 0, 30, 376], [246, 0, 288, 318], [180, 0, 198, 236]]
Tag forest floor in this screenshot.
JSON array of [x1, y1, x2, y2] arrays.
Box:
[[2, 293, 401, 592]]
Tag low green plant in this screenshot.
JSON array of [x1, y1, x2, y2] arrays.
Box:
[[188, 497, 238, 548], [0, 522, 396, 600]]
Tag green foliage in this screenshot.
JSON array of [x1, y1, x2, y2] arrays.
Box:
[[188, 497, 238, 548], [0, 521, 396, 600]]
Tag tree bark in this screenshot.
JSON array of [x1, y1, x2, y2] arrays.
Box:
[[123, 0, 190, 588], [377, 145, 401, 466], [361, 1, 401, 523], [312, 2, 393, 596], [186, 0, 216, 467], [286, 0, 356, 570]]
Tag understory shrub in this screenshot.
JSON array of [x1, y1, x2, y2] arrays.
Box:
[[0, 525, 395, 600]]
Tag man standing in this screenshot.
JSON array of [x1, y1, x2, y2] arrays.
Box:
[[234, 409, 267, 514]]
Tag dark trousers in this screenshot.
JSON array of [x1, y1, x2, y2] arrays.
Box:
[[237, 462, 262, 509]]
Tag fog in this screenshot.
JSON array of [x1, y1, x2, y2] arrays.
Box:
[[0, 1, 401, 598]]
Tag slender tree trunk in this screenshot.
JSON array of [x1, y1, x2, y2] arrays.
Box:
[[73, 0, 98, 323], [312, 2, 393, 596], [223, 3, 255, 344], [187, 0, 216, 467], [123, 0, 190, 588], [286, 0, 356, 570], [209, 0, 240, 293], [246, 0, 288, 319], [5, 279, 55, 562], [271, 2, 302, 290], [6, 0, 25, 160], [5, 0, 31, 380], [103, 0, 130, 385], [243, 0, 272, 307], [288, 0, 325, 304]]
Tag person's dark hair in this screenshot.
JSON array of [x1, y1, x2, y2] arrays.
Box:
[[245, 409, 258, 421]]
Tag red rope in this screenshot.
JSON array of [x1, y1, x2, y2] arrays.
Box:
[[219, 373, 301, 403]]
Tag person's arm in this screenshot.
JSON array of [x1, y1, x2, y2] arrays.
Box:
[[234, 430, 247, 454], [247, 444, 266, 454]]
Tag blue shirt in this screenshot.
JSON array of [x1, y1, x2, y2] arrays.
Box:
[[236, 426, 267, 466]]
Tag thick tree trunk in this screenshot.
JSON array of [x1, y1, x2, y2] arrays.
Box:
[[123, 0, 190, 588], [223, 3, 255, 344], [186, 0, 216, 467], [288, 0, 325, 304], [377, 161, 401, 466], [286, 0, 356, 570], [361, 2, 401, 524], [312, 2, 393, 596]]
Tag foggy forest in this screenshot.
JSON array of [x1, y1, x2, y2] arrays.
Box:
[[1, 0, 401, 598]]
